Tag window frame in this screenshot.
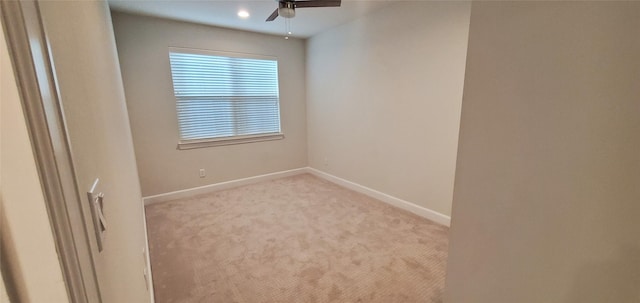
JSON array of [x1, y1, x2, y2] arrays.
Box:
[[168, 47, 284, 150]]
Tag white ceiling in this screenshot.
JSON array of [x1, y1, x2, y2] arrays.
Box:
[[108, 0, 392, 38]]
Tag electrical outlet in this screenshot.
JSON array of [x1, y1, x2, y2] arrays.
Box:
[[323, 157, 328, 167], [199, 168, 206, 178]]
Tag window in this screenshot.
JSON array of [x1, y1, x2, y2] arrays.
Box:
[[168, 48, 283, 149]]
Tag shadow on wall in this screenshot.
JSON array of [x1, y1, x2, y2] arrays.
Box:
[[0, 198, 21, 302], [568, 245, 640, 303]]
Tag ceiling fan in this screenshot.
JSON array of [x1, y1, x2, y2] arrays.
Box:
[[265, 0, 342, 22]]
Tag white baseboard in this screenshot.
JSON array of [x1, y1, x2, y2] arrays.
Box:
[[143, 168, 308, 205], [142, 166, 450, 227], [306, 167, 451, 227], [140, 204, 155, 303]]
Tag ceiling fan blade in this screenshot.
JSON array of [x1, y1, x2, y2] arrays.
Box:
[[265, 8, 279, 21], [294, 0, 341, 8]]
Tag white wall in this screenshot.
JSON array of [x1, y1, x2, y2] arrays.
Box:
[[111, 12, 308, 197], [0, 16, 69, 303], [306, 2, 471, 217], [38, 2, 151, 302], [445, 2, 640, 302]]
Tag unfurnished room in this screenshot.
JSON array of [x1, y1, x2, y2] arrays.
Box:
[[1, 1, 639, 303]]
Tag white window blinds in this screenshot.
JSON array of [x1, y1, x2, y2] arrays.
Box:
[[168, 49, 282, 147]]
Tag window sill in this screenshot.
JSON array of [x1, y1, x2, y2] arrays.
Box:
[[177, 133, 284, 150]]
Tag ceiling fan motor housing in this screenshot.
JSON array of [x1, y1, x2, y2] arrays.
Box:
[[278, 1, 296, 18], [266, 0, 340, 22]]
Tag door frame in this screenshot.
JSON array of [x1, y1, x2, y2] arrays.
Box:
[[1, 1, 102, 302]]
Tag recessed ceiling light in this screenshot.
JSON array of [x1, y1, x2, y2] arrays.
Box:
[[237, 10, 250, 19]]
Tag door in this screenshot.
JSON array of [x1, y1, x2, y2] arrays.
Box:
[[1, 1, 102, 302]]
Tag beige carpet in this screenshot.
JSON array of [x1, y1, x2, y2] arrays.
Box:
[[146, 174, 449, 303]]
